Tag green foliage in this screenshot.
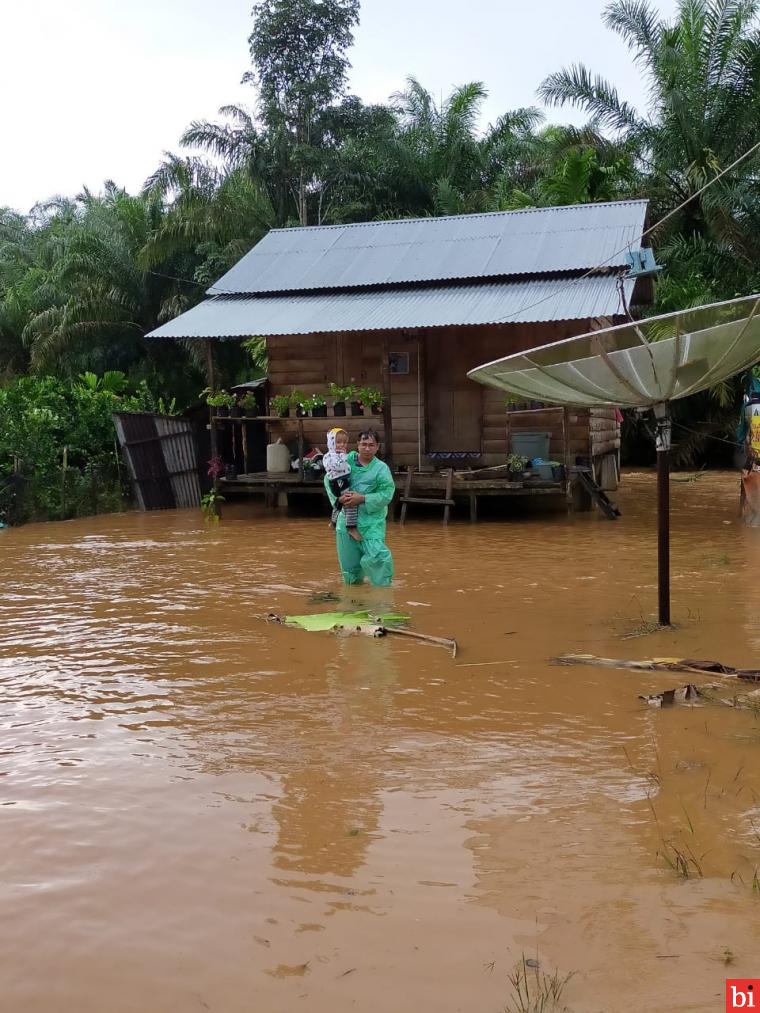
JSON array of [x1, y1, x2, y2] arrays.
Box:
[[203, 389, 236, 408], [358, 385, 383, 407], [270, 393, 291, 414], [242, 336, 267, 376], [506, 453, 529, 473], [329, 382, 355, 401], [245, 0, 361, 224], [0, 375, 125, 523], [200, 487, 224, 524], [4, 0, 760, 488], [303, 393, 326, 409]]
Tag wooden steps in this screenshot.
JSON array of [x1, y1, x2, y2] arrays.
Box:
[[573, 467, 621, 520], [399, 469, 456, 524]]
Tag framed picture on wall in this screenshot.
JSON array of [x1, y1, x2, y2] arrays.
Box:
[[389, 352, 410, 375]]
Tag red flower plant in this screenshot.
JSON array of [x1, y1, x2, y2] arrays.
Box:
[[207, 455, 226, 480]]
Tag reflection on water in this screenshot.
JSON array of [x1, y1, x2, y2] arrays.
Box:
[[1, 472, 760, 1012]]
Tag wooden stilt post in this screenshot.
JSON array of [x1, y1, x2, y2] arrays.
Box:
[[381, 333, 393, 467], [562, 407, 572, 505], [206, 340, 218, 459]]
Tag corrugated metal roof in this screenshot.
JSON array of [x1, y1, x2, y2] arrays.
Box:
[[148, 275, 636, 339], [209, 201, 648, 295]]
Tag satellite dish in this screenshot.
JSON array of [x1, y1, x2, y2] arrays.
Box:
[[468, 293, 760, 407], [468, 293, 760, 626]]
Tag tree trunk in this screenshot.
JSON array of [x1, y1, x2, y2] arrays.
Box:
[[299, 167, 307, 226]]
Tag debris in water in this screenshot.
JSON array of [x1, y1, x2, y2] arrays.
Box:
[[267, 612, 457, 656], [553, 654, 760, 682], [277, 610, 410, 631], [639, 684, 702, 707]]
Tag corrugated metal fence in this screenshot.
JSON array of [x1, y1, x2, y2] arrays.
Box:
[[113, 412, 201, 510]]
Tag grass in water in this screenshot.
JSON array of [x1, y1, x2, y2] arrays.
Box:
[[658, 839, 704, 879], [503, 956, 574, 1013]]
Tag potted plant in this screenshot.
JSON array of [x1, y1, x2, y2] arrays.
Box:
[[240, 393, 258, 417], [270, 394, 291, 418], [307, 393, 328, 418], [204, 390, 236, 417], [506, 453, 528, 477], [359, 386, 384, 415], [291, 390, 308, 417], [329, 382, 354, 417]]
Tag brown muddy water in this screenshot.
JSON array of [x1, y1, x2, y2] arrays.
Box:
[[2, 471, 760, 1013]]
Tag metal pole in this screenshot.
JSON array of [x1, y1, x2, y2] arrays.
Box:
[[654, 403, 671, 626]]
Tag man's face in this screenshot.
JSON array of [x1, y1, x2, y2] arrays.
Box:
[[357, 436, 378, 456]]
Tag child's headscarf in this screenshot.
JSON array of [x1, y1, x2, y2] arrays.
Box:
[[326, 427, 348, 454]]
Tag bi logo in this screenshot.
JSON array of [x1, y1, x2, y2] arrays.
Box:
[[727, 981, 760, 1009]]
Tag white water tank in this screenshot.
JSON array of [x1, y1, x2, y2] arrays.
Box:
[[266, 438, 290, 473]]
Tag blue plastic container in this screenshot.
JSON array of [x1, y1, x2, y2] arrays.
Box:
[[510, 432, 551, 460]]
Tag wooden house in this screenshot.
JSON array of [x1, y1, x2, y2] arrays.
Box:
[[148, 201, 654, 508]]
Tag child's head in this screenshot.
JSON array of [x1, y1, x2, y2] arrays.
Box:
[[328, 428, 349, 453]]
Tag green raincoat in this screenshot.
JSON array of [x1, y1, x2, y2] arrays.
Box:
[[324, 451, 396, 586]]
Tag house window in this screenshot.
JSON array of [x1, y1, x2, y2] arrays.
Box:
[[389, 352, 410, 375]]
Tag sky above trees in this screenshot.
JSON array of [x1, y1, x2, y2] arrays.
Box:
[[2, 0, 677, 212]]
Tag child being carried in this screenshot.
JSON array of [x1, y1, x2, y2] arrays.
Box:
[[323, 427, 362, 542]]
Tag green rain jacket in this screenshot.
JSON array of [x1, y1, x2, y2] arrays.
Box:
[[324, 451, 396, 586]]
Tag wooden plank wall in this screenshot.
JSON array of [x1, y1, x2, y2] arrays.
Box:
[[266, 332, 387, 454], [473, 320, 591, 465], [265, 320, 619, 467], [589, 407, 621, 456]]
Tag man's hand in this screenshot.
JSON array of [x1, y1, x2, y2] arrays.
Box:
[[340, 491, 365, 507]]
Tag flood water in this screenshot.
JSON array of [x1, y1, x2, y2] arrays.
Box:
[[2, 471, 760, 1013]]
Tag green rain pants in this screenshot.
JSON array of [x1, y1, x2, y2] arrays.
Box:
[[335, 524, 394, 586]]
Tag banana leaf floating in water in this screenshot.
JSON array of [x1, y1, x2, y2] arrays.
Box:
[[267, 611, 457, 656]]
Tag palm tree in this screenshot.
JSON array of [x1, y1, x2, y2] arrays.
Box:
[[381, 78, 544, 217], [181, 105, 295, 226], [538, 0, 760, 260], [141, 155, 275, 286]]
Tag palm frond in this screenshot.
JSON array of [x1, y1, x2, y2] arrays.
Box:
[[538, 65, 643, 133]]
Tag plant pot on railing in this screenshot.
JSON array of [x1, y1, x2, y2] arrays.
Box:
[[350, 401, 364, 416], [311, 405, 328, 418], [358, 387, 383, 418], [270, 396, 291, 418], [329, 385, 354, 418], [295, 406, 308, 418], [230, 406, 243, 418], [204, 390, 236, 417]]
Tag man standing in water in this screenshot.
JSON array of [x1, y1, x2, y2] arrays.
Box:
[[323, 429, 395, 586]]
